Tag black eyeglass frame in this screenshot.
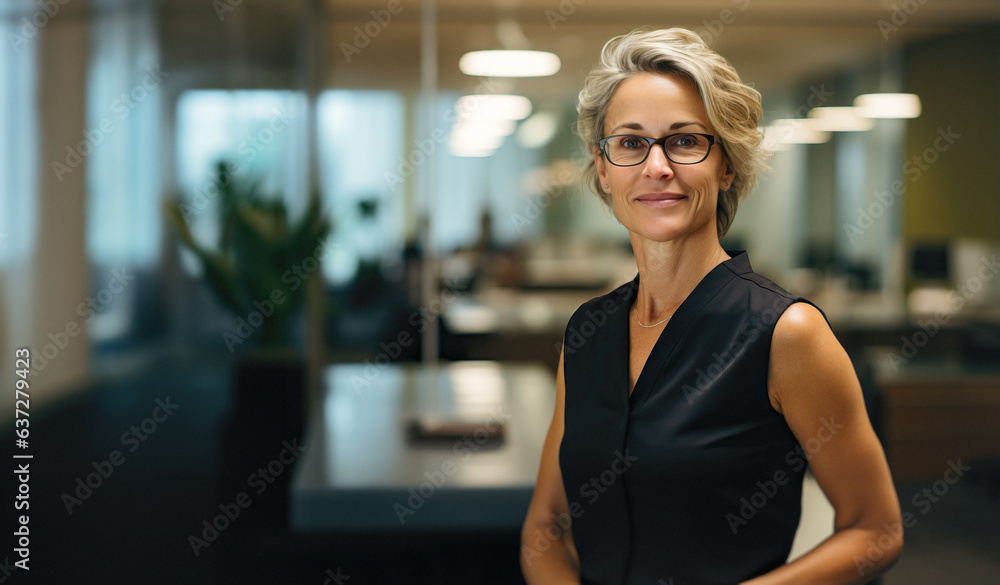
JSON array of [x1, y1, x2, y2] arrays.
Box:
[[598, 132, 718, 167]]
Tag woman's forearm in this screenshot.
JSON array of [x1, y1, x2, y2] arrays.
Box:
[[520, 525, 582, 585], [741, 524, 902, 585]]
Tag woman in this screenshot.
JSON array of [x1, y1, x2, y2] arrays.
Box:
[[521, 28, 902, 585]]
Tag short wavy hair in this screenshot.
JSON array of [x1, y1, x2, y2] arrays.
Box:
[[577, 27, 769, 238]]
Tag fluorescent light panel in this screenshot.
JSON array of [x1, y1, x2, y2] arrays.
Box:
[[807, 107, 875, 132], [454, 94, 532, 121], [448, 94, 535, 157], [854, 93, 922, 119], [767, 119, 831, 145], [452, 118, 517, 137], [448, 145, 496, 158], [459, 50, 561, 78], [516, 112, 559, 148]]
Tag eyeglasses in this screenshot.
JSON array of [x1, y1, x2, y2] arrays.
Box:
[[598, 132, 717, 167]]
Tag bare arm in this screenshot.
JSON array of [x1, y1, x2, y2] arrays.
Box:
[[742, 303, 903, 584], [520, 347, 582, 585]]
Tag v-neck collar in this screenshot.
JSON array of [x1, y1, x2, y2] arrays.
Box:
[[623, 250, 751, 411]]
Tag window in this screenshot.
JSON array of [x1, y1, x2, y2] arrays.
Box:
[[317, 90, 405, 283], [0, 8, 39, 267], [86, 4, 161, 268], [175, 89, 309, 267]]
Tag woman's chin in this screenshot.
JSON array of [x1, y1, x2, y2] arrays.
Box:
[[626, 219, 692, 244]]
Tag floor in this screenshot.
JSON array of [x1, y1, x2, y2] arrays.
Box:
[[2, 354, 998, 584]]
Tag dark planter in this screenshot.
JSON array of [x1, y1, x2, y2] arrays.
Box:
[[218, 354, 307, 534], [214, 353, 308, 581], [228, 354, 307, 445]]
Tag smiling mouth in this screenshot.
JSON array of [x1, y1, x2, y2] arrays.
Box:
[[635, 193, 686, 208]]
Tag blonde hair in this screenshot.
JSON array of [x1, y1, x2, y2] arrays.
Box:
[[577, 27, 769, 238]]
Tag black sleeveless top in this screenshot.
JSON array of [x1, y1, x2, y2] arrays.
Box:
[[559, 251, 815, 585]]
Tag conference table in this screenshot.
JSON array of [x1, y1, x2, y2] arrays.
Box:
[[289, 359, 834, 564], [291, 360, 555, 532]]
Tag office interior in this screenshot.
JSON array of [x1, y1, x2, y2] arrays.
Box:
[[1, 0, 999, 583]]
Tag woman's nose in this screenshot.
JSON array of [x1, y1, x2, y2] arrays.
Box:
[[643, 144, 675, 178]]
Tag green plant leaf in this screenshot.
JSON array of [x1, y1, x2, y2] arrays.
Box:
[[163, 161, 333, 351], [162, 198, 244, 316]]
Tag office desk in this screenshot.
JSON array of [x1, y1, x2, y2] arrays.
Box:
[[869, 354, 1000, 480], [291, 361, 554, 532]]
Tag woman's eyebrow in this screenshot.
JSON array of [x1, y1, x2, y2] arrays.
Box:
[[670, 121, 708, 131], [608, 120, 708, 134]]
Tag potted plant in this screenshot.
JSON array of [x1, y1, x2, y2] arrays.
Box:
[[163, 162, 331, 514]]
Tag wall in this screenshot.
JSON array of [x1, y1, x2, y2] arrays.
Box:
[[1, 15, 92, 426], [903, 28, 1000, 243]]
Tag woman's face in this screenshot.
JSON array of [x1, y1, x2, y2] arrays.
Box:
[[595, 72, 735, 244]]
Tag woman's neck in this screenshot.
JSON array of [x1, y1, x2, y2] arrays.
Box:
[[629, 229, 730, 322]]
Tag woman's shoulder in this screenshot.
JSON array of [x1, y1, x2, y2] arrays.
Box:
[[723, 256, 828, 324], [568, 276, 639, 323], [561, 277, 638, 356], [726, 261, 798, 302]]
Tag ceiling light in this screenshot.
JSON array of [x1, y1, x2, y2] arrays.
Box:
[[448, 145, 497, 158], [459, 50, 561, 77], [853, 93, 922, 118], [448, 130, 504, 151], [454, 94, 532, 121], [453, 118, 517, 137], [766, 119, 831, 145], [807, 107, 875, 132], [448, 130, 505, 151], [516, 112, 559, 148]]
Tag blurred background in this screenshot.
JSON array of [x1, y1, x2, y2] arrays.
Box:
[[1, 0, 999, 583]]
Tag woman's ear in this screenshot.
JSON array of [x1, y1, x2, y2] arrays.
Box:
[[594, 149, 609, 194], [721, 159, 736, 189]]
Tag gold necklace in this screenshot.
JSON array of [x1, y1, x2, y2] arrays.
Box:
[[634, 302, 672, 328]]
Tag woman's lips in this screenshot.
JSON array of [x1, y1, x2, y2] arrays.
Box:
[[635, 193, 686, 208]]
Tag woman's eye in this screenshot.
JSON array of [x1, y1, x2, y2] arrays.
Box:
[[670, 134, 697, 148], [619, 136, 645, 150]]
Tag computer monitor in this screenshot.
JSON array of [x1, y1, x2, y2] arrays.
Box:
[[910, 242, 950, 282]]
